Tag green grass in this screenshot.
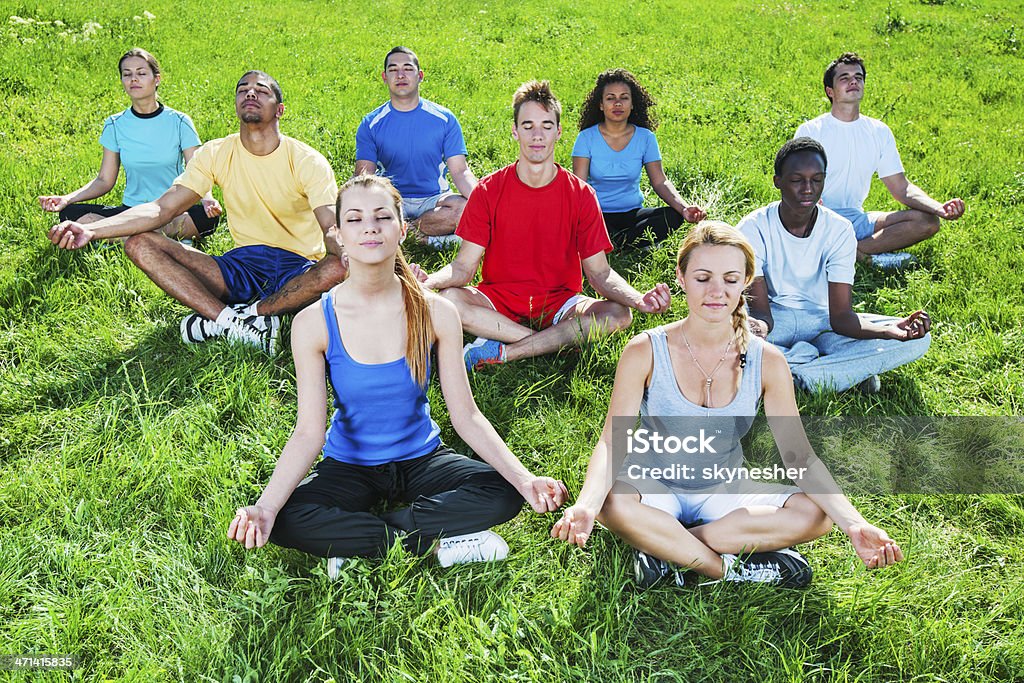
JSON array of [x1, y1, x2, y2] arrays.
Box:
[[2, 0, 1024, 680]]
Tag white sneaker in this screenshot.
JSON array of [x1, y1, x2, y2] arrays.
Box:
[[326, 557, 346, 580], [180, 313, 225, 344], [225, 314, 281, 355], [871, 252, 917, 271], [426, 234, 462, 250], [436, 530, 509, 567]]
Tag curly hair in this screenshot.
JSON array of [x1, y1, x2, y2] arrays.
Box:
[[577, 69, 658, 131]]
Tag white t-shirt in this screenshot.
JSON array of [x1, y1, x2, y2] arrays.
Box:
[[795, 113, 904, 212], [737, 201, 857, 311]]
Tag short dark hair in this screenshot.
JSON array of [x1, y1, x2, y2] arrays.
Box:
[[384, 46, 419, 72], [512, 80, 562, 125], [236, 70, 283, 103], [774, 137, 827, 176], [118, 48, 160, 77], [823, 52, 866, 103]]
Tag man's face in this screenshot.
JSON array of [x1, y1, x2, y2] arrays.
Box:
[[235, 75, 282, 124], [513, 101, 561, 164], [383, 53, 422, 98], [826, 62, 865, 105], [773, 150, 826, 213]]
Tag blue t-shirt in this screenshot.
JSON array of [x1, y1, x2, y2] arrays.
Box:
[[320, 291, 442, 466], [99, 104, 202, 206], [571, 124, 661, 213], [355, 98, 468, 199]]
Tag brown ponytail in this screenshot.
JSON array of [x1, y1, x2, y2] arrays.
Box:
[[336, 175, 434, 387], [677, 220, 756, 354]]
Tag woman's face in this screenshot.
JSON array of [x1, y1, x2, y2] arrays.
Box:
[[120, 56, 159, 101], [677, 244, 748, 324], [598, 82, 632, 123], [337, 185, 405, 267]]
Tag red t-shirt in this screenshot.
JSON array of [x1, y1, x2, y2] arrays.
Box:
[[456, 163, 613, 322]]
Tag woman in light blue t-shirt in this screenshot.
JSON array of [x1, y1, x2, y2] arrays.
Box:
[[572, 69, 705, 248], [38, 48, 221, 242]]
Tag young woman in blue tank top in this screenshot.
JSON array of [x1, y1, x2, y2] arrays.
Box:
[[571, 69, 706, 249], [228, 175, 567, 572], [552, 222, 903, 587], [38, 48, 221, 242]]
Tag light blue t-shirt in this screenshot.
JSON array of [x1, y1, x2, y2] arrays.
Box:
[[99, 104, 201, 206], [571, 124, 661, 213], [355, 98, 468, 199]]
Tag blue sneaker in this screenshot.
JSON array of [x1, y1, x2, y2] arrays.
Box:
[[463, 337, 506, 372], [870, 252, 917, 271]]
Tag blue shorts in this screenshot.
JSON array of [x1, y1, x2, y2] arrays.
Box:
[[833, 207, 877, 240], [212, 245, 315, 303]]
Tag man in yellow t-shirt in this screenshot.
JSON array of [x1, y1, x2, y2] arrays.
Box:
[[49, 70, 345, 354]]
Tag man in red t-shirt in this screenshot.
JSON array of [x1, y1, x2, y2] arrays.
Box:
[[417, 80, 671, 370]]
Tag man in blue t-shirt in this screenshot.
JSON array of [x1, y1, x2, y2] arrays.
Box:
[[355, 46, 477, 247]]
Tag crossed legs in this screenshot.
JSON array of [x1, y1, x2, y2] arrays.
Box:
[[123, 231, 347, 319], [439, 286, 633, 362], [597, 481, 831, 579], [857, 208, 940, 257]]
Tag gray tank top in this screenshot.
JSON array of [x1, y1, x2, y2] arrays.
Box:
[[636, 325, 765, 490]]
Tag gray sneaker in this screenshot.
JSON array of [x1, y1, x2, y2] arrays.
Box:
[[180, 313, 225, 345], [326, 557, 347, 580]]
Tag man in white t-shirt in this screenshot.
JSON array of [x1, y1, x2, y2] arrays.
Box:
[[795, 52, 965, 269], [738, 138, 931, 393]]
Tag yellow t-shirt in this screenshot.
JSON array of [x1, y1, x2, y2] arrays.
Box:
[[175, 134, 337, 260]]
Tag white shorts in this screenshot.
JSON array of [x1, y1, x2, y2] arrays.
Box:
[[638, 479, 800, 527], [402, 192, 457, 221]]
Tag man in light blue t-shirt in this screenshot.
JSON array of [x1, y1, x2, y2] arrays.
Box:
[[355, 46, 477, 247]]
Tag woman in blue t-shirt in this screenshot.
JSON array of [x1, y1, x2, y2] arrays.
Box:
[[228, 175, 567, 574], [552, 222, 903, 587], [38, 48, 221, 242], [572, 69, 705, 248]]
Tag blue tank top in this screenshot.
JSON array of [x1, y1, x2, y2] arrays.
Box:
[[637, 326, 765, 489], [321, 291, 441, 465]]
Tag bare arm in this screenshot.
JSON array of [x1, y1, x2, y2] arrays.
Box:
[[354, 160, 376, 178], [881, 172, 965, 220], [571, 156, 591, 181], [645, 161, 705, 223], [419, 240, 485, 290], [227, 306, 329, 548], [445, 154, 478, 198], [762, 346, 903, 568], [747, 277, 773, 338], [582, 251, 671, 313], [39, 148, 121, 211], [433, 296, 566, 512], [49, 183, 201, 248], [182, 146, 222, 217], [551, 334, 653, 546], [313, 204, 346, 261], [828, 282, 930, 341]]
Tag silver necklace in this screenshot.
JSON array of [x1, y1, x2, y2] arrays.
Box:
[[680, 329, 734, 411]]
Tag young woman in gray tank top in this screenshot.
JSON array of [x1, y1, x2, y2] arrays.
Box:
[[552, 221, 903, 587]]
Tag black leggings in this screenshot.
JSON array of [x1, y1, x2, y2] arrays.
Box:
[[58, 202, 220, 238], [269, 445, 524, 558], [603, 207, 685, 248]]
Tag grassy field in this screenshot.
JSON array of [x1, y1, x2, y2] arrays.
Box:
[[2, 0, 1024, 680]]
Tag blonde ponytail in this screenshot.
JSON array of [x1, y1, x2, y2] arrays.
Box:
[[336, 174, 434, 387]]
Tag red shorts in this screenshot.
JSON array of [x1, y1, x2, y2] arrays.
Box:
[[474, 285, 579, 330]]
